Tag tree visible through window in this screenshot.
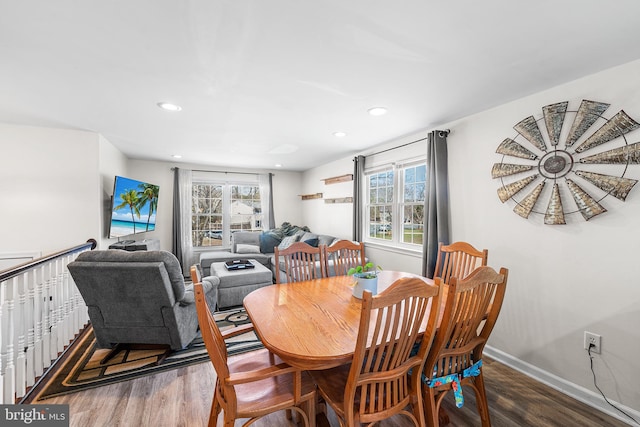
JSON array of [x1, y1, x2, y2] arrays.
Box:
[[191, 182, 262, 247], [401, 164, 426, 245], [368, 170, 394, 241], [231, 185, 262, 232], [365, 162, 426, 247]]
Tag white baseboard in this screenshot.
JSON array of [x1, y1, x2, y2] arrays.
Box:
[[484, 345, 640, 426]]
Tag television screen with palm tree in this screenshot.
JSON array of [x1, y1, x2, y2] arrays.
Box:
[[108, 176, 160, 239]]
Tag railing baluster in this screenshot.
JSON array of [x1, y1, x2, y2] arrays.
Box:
[[25, 269, 35, 388], [0, 239, 96, 402], [52, 259, 62, 357], [42, 263, 52, 369], [3, 277, 16, 403], [62, 255, 72, 345], [16, 274, 26, 398], [33, 265, 44, 378], [0, 277, 5, 403]]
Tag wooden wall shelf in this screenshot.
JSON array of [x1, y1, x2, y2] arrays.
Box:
[[300, 193, 323, 200], [322, 174, 353, 185], [325, 197, 353, 204]]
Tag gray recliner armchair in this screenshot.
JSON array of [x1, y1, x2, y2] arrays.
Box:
[[68, 249, 219, 362]]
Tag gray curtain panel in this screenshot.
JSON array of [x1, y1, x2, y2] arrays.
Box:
[[422, 130, 450, 278], [268, 172, 276, 229], [353, 155, 365, 241], [171, 167, 183, 268]]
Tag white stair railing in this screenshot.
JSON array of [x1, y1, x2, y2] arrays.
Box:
[[0, 239, 95, 403]]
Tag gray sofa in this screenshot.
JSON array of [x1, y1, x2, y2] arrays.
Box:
[[69, 250, 219, 351], [199, 229, 339, 280]]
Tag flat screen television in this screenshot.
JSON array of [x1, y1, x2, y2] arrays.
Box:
[[108, 175, 160, 239]]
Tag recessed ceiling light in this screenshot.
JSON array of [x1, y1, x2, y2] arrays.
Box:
[[157, 102, 182, 111], [172, 154, 182, 159], [333, 131, 347, 138], [368, 107, 387, 116], [275, 164, 282, 168]]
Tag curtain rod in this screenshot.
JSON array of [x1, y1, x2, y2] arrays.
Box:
[[366, 129, 450, 157], [170, 167, 265, 176]]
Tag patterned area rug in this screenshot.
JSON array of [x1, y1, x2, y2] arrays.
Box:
[[34, 307, 261, 400]]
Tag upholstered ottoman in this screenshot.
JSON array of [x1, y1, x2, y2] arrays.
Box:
[[209, 260, 273, 308]]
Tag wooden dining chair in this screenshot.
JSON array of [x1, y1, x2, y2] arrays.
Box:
[[190, 264, 201, 284], [433, 241, 488, 284], [193, 282, 317, 427], [324, 240, 365, 276], [310, 277, 442, 427], [274, 241, 326, 283], [421, 266, 508, 427]]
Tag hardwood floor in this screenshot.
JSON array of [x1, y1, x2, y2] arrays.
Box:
[[39, 355, 630, 427]]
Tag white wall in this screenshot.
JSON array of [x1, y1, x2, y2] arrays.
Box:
[[302, 157, 354, 240], [0, 124, 305, 260], [446, 60, 640, 416], [303, 59, 640, 417], [0, 123, 101, 256], [272, 170, 304, 227], [98, 134, 128, 249]]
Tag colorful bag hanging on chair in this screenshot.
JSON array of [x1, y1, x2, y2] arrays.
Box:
[[425, 359, 483, 408]]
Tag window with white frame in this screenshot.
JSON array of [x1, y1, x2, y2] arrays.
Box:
[[365, 161, 426, 248], [191, 180, 263, 248]]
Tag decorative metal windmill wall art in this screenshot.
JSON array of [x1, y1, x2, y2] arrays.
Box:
[[492, 99, 640, 224]]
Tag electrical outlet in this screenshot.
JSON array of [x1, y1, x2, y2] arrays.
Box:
[[584, 331, 601, 354]]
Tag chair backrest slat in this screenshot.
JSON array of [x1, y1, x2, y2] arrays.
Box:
[[275, 241, 326, 283], [427, 266, 508, 378], [324, 240, 365, 276], [433, 241, 488, 284], [345, 277, 441, 425]]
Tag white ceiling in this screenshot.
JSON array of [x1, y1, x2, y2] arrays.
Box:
[[2, 1, 640, 171]]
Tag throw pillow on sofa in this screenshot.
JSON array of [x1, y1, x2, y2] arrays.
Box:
[[278, 234, 300, 250], [303, 238, 319, 247], [260, 231, 282, 253], [236, 244, 260, 254]]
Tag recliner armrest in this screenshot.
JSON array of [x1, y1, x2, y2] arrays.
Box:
[[181, 275, 220, 306]]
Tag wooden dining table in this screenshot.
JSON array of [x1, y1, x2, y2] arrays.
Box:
[[243, 270, 437, 370]]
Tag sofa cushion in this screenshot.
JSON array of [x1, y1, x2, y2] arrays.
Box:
[[236, 243, 260, 254], [231, 231, 260, 253], [278, 234, 300, 250], [317, 234, 337, 247], [259, 231, 282, 253], [299, 232, 318, 247], [303, 238, 319, 247]]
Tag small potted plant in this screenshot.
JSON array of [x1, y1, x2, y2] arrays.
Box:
[[348, 262, 382, 299]]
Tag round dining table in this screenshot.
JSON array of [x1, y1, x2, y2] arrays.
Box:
[[243, 270, 436, 370]]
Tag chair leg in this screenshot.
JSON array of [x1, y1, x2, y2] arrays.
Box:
[[473, 374, 492, 427], [422, 384, 440, 427], [411, 397, 425, 427], [305, 396, 317, 427], [209, 389, 222, 427]]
